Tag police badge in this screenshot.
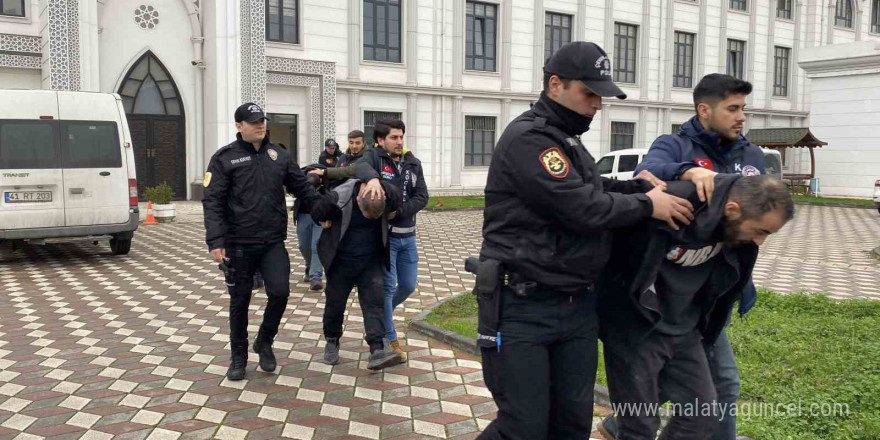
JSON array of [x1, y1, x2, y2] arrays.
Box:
[[267, 148, 278, 161]]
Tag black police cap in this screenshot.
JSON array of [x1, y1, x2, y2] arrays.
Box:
[[234, 102, 270, 123], [544, 41, 627, 100]]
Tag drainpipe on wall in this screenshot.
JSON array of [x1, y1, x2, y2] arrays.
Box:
[[191, 36, 206, 201]]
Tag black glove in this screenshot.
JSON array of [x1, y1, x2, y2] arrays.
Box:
[[309, 193, 340, 223]]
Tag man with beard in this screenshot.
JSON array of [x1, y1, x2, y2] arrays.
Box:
[[598, 74, 766, 440], [473, 41, 694, 440], [598, 175, 793, 440]]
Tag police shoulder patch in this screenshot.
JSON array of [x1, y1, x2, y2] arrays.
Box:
[[538, 146, 570, 179], [742, 165, 760, 176], [203, 172, 212, 188]]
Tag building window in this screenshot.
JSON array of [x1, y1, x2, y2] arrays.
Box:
[[465, 116, 496, 166], [730, 0, 747, 11], [773, 46, 790, 97], [266, 0, 299, 44], [727, 39, 746, 80], [364, 0, 402, 63], [872, 0, 880, 33], [610, 122, 635, 152], [614, 23, 638, 84], [544, 12, 572, 61], [466, 1, 497, 72], [364, 111, 403, 146], [673, 32, 695, 88], [777, 0, 792, 19], [671, 124, 683, 134], [835, 0, 853, 28], [0, 0, 24, 17], [118, 52, 182, 115]]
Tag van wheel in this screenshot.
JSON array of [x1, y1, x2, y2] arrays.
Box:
[[110, 238, 132, 255]]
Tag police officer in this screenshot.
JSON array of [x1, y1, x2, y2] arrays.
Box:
[[475, 42, 694, 440], [203, 102, 324, 381]]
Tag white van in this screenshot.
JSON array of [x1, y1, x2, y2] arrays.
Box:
[[598, 147, 784, 181], [597, 148, 649, 180], [0, 90, 138, 255]]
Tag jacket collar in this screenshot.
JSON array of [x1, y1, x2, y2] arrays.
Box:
[[235, 133, 270, 152], [681, 116, 750, 154], [531, 93, 593, 137]]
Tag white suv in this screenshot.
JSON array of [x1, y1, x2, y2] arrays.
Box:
[[0, 90, 139, 254]]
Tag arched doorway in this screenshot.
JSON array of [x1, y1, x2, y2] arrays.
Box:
[[118, 51, 186, 201]]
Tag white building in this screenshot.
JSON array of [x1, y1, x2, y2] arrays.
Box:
[[1, 0, 878, 198]]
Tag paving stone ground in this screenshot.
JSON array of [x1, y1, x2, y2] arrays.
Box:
[[0, 203, 877, 440]]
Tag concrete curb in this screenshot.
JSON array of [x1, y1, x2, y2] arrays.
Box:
[[872, 246, 880, 260], [408, 293, 615, 409], [409, 293, 760, 440]]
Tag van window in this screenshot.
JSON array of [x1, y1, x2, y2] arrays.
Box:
[[597, 156, 614, 174], [618, 155, 640, 173], [0, 120, 60, 170], [63, 122, 122, 168]]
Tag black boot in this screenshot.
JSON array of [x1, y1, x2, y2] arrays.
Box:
[[226, 346, 248, 381], [253, 337, 277, 372]]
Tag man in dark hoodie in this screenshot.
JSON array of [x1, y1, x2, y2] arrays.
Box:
[[353, 119, 429, 362], [309, 179, 405, 371], [473, 41, 695, 440], [598, 175, 793, 440], [599, 74, 766, 440]]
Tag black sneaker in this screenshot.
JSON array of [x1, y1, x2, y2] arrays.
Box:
[[323, 337, 340, 365], [367, 347, 403, 371], [252, 339, 277, 372], [597, 414, 617, 440], [226, 348, 247, 381], [310, 279, 323, 291]]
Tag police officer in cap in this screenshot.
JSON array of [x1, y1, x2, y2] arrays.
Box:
[[476, 42, 694, 440], [203, 102, 324, 381]]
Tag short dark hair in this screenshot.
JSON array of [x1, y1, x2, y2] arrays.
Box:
[[373, 119, 406, 144], [358, 193, 386, 219], [729, 175, 794, 221], [542, 71, 573, 93], [693, 74, 753, 112], [348, 129, 365, 140]]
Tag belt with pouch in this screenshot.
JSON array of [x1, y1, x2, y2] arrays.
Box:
[[503, 270, 597, 301]]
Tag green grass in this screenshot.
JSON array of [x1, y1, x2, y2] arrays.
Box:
[[426, 289, 880, 440], [792, 194, 875, 206], [425, 196, 485, 211]]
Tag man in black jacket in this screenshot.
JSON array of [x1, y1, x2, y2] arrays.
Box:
[[353, 119, 428, 362], [474, 42, 694, 440], [318, 139, 341, 168], [598, 175, 793, 440], [309, 179, 404, 370], [202, 102, 325, 381]]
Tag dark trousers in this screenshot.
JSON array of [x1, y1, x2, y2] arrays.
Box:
[[322, 255, 387, 352], [477, 288, 599, 440], [604, 330, 719, 440], [226, 242, 291, 348]]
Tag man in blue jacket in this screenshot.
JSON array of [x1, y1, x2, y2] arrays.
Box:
[[599, 73, 765, 440]]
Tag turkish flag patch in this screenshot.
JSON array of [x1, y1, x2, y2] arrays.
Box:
[[694, 158, 715, 171]]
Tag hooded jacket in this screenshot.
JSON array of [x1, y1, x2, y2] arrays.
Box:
[[478, 94, 654, 290], [355, 147, 429, 238], [636, 114, 765, 314], [598, 174, 759, 347], [319, 149, 341, 168], [636, 115, 766, 180], [310, 179, 402, 273]]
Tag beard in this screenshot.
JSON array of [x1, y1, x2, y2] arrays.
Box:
[[723, 216, 747, 246]]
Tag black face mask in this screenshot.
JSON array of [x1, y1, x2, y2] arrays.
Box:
[[540, 93, 594, 136]]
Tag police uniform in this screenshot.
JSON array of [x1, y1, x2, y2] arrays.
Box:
[[202, 103, 322, 380], [476, 42, 657, 440]]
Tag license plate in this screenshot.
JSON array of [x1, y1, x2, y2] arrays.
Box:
[[4, 191, 53, 203]]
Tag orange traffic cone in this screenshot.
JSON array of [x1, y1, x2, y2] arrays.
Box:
[[143, 201, 158, 225]]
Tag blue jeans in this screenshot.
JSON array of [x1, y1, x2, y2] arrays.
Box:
[[704, 327, 740, 440], [383, 235, 419, 341], [296, 212, 323, 281]]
